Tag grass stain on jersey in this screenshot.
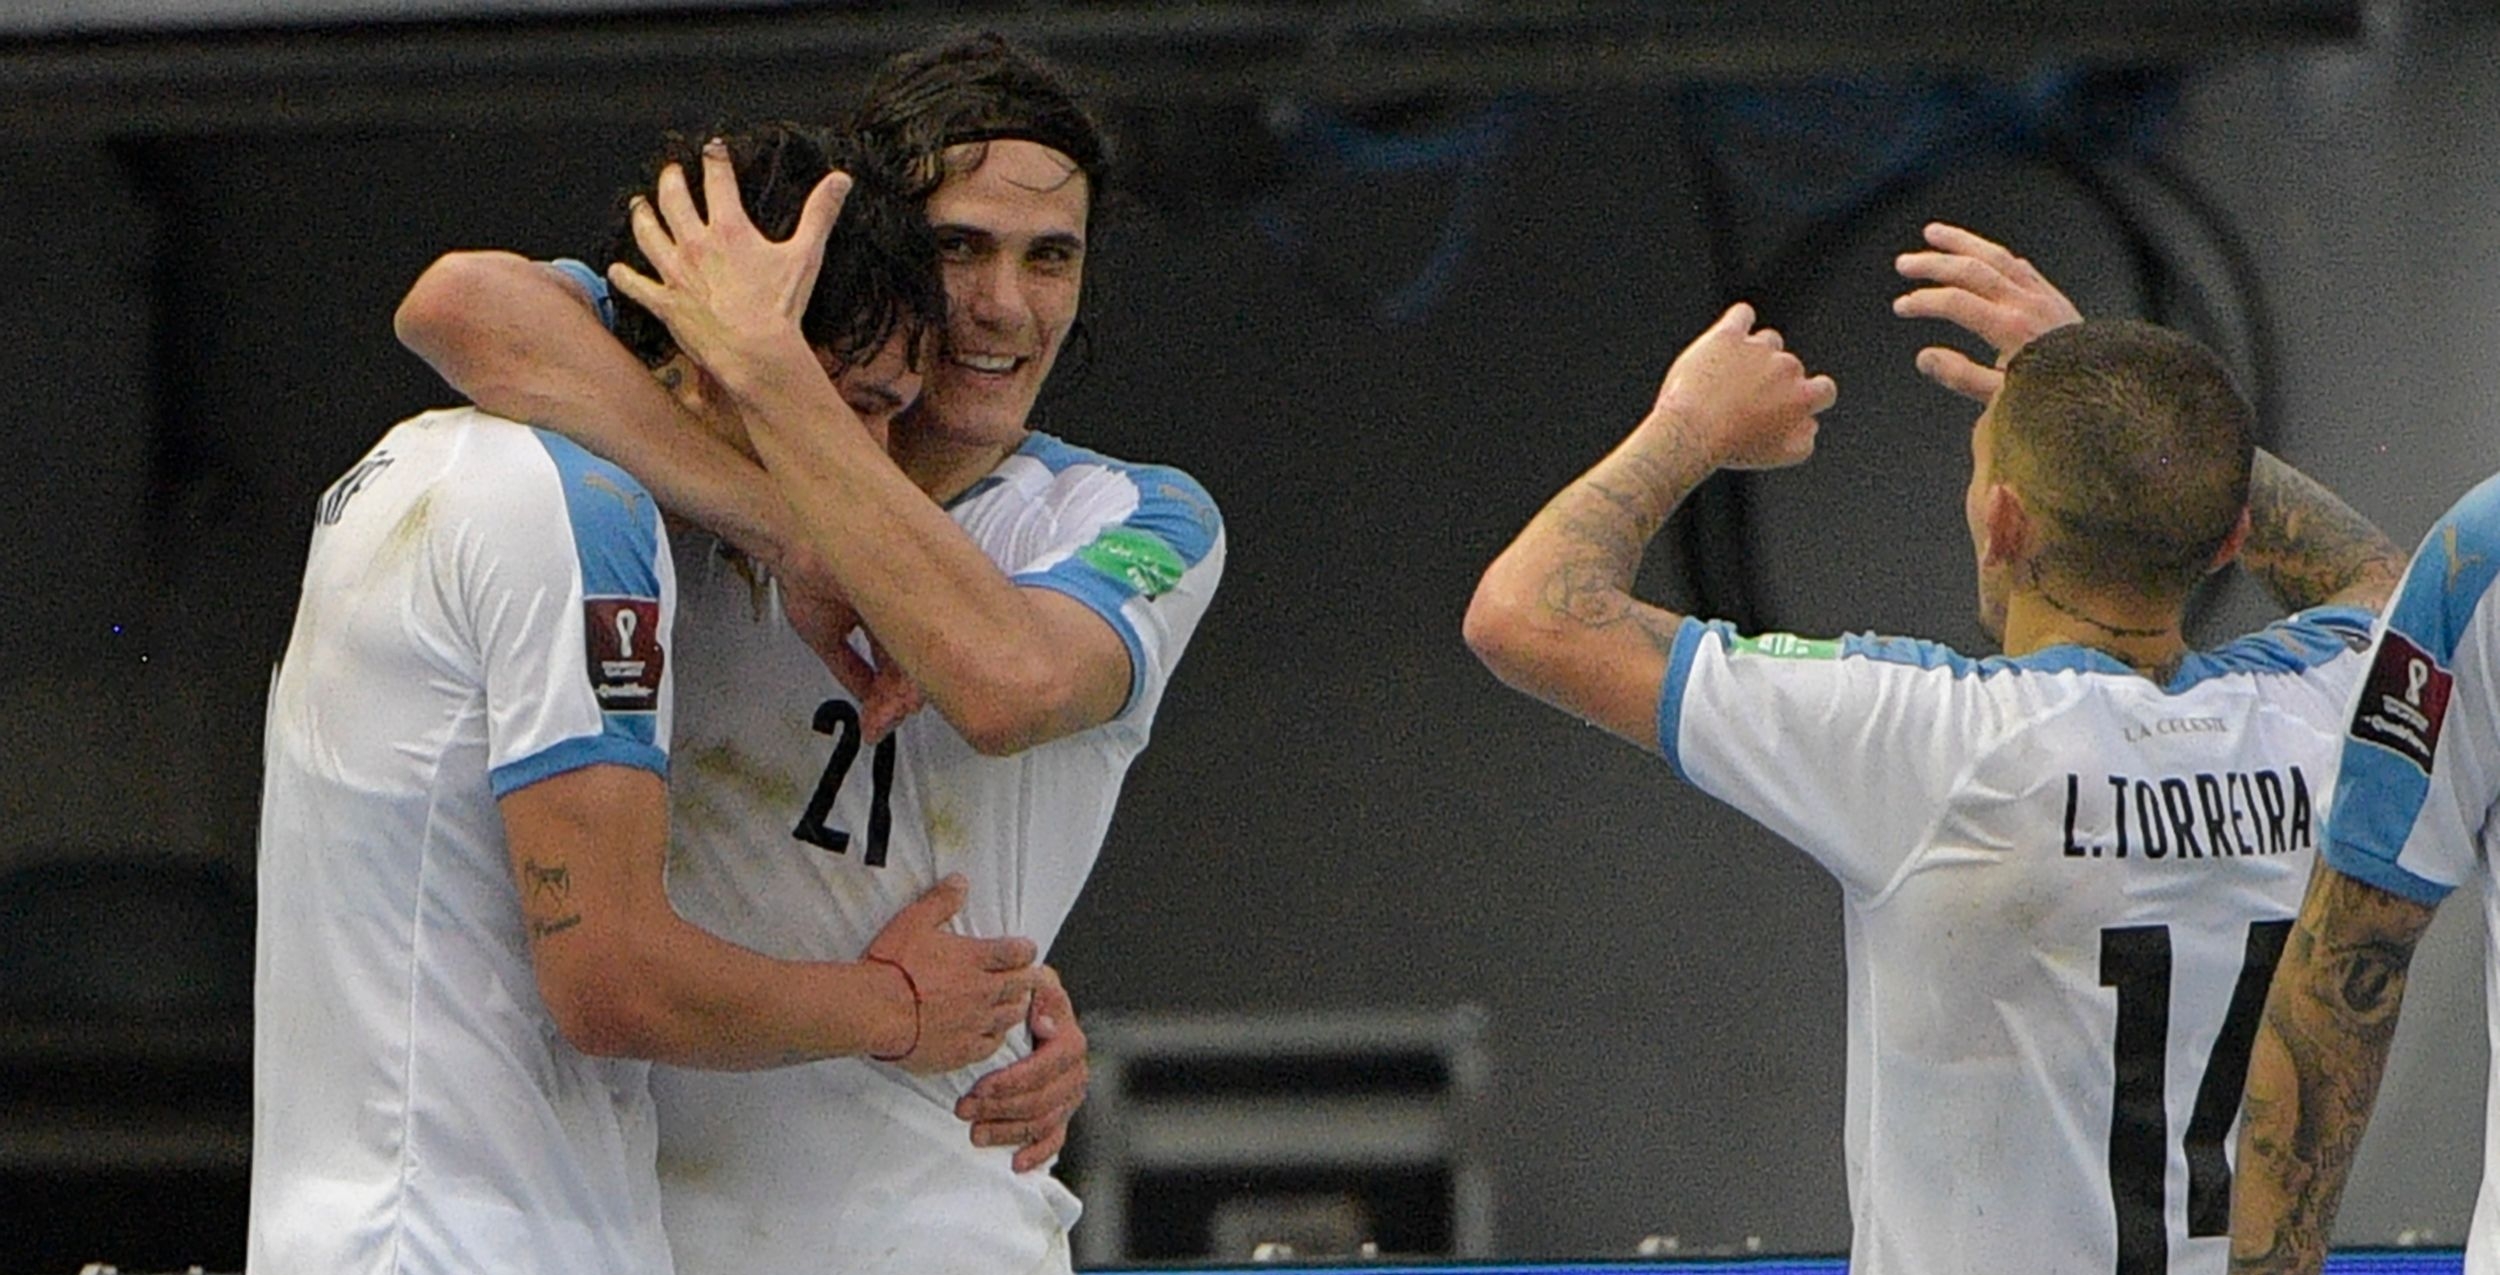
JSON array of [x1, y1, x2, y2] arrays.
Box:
[[674, 739, 805, 840], [377, 489, 435, 567], [922, 793, 966, 860]]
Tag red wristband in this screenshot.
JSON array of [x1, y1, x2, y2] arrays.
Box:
[[864, 953, 920, 1062]]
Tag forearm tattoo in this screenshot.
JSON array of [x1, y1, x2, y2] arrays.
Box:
[[2231, 873, 2431, 1273], [2243, 453, 2406, 612], [1529, 426, 1712, 655]]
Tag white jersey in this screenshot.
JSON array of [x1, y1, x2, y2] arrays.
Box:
[[251, 408, 678, 1275], [651, 431, 1225, 1275], [2319, 471, 2500, 1275], [1660, 607, 2376, 1275]]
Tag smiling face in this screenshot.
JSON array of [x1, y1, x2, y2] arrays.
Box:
[[914, 138, 1090, 448]]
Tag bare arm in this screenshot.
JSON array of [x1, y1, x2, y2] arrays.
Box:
[[499, 763, 1039, 1073], [395, 250, 816, 586], [2240, 454, 2406, 613], [611, 151, 1135, 755], [1463, 303, 1835, 747], [2229, 864, 2437, 1273]]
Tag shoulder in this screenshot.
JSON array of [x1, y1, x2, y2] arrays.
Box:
[[2377, 476, 2500, 660], [982, 434, 1221, 536], [1689, 621, 2123, 683], [418, 415, 664, 579]]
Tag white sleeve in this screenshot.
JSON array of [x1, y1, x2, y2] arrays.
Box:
[[1659, 619, 2002, 897], [1007, 463, 1224, 729], [435, 429, 676, 797]]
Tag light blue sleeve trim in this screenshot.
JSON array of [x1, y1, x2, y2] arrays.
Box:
[[1657, 617, 1722, 780], [2320, 837, 2455, 907], [533, 428, 664, 749], [2384, 472, 2500, 668], [546, 258, 617, 332], [1015, 561, 1152, 713], [490, 734, 668, 799]]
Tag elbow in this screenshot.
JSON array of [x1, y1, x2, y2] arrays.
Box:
[[394, 253, 490, 361], [951, 655, 1085, 757], [1462, 576, 1545, 688], [537, 959, 666, 1060]]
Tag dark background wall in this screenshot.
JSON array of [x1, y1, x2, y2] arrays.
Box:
[[3, 1, 2497, 1267]]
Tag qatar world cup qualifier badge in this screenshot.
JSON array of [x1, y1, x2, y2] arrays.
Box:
[[2350, 630, 2452, 774], [584, 596, 665, 712]]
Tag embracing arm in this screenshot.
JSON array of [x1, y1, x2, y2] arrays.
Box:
[[395, 251, 817, 586], [609, 150, 1134, 754], [2229, 864, 2437, 1273], [500, 763, 1039, 1073], [732, 352, 1129, 753], [1464, 303, 1833, 748]]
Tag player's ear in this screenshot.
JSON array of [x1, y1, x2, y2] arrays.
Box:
[[2205, 505, 2253, 575], [1980, 483, 2030, 568]]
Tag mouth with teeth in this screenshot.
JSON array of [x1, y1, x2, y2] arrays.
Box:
[[948, 351, 1025, 376]]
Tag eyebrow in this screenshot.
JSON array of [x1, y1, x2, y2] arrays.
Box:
[[929, 222, 1088, 254]]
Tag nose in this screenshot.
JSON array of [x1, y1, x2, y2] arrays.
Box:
[[956, 254, 1026, 332]]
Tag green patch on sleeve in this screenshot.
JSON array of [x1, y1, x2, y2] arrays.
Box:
[[1730, 632, 1841, 660], [1078, 527, 1187, 598]]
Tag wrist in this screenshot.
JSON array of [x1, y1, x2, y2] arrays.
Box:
[[1636, 405, 1734, 470], [861, 953, 920, 1062]]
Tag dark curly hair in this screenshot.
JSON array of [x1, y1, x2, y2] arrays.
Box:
[[599, 121, 944, 373], [847, 31, 1112, 214]]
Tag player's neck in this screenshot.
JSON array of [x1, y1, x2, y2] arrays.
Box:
[[891, 428, 1023, 504], [2000, 586, 2190, 682]]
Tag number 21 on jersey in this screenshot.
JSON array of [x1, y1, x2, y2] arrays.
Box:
[[793, 698, 895, 867]]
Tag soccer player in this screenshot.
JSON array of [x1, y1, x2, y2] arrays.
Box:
[[394, 34, 1225, 1275], [2227, 479, 2500, 1273], [1464, 224, 2404, 1275], [250, 124, 1043, 1275]]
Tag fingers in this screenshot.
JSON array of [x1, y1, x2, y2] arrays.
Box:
[[889, 873, 969, 929], [976, 935, 1040, 974], [790, 169, 853, 254], [1920, 221, 2023, 273], [1891, 285, 2006, 336], [960, 1032, 1080, 1110], [1804, 373, 1840, 415], [1007, 1124, 1068, 1173], [1893, 250, 2008, 297], [604, 260, 666, 316], [818, 642, 877, 702], [697, 139, 753, 237], [653, 161, 702, 242], [1715, 301, 1755, 336], [1914, 346, 2003, 403]]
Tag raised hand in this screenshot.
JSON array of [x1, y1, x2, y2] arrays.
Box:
[[1892, 221, 2083, 402], [606, 138, 851, 374], [955, 965, 1090, 1173], [1650, 302, 1838, 470], [862, 875, 1041, 1075]]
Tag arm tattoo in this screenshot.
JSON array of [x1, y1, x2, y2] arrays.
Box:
[[1526, 423, 1712, 653], [2241, 452, 2406, 612], [521, 857, 584, 941], [2230, 871, 2433, 1273]]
